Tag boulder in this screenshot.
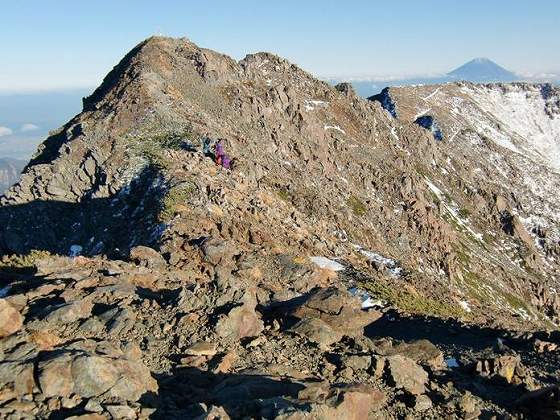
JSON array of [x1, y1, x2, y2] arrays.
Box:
[[386, 355, 428, 395], [129, 245, 167, 270], [37, 340, 157, 401], [201, 238, 236, 266], [300, 383, 386, 420], [0, 298, 23, 338], [380, 339, 444, 369], [279, 287, 381, 340], [216, 298, 264, 341], [0, 360, 36, 397]]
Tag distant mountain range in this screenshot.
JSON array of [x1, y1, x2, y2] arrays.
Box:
[[0, 88, 89, 160], [0, 157, 26, 194], [336, 58, 556, 97]]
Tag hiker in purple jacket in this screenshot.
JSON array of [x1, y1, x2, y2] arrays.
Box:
[[214, 139, 231, 169], [222, 155, 231, 169], [215, 140, 225, 161]]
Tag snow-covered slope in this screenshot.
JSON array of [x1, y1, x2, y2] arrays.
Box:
[[371, 82, 560, 325], [461, 84, 560, 172]]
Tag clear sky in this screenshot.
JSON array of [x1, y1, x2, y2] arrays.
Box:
[[1, 0, 559, 91]]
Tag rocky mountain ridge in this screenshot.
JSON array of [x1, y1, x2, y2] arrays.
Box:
[[1, 37, 559, 419]]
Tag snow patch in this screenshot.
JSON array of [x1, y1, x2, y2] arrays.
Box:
[[458, 300, 472, 312], [309, 256, 345, 272], [349, 287, 385, 310], [324, 125, 345, 134], [353, 244, 403, 278], [304, 100, 329, 111]]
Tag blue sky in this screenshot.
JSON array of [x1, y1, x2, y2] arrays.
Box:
[[1, 1, 559, 91]]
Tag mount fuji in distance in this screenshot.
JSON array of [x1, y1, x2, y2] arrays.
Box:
[[344, 57, 528, 97], [447, 57, 519, 82]]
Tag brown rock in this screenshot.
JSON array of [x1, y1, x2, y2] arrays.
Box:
[[534, 339, 558, 353], [473, 354, 531, 386], [216, 303, 264, 341], [194, 405, 231, 420], [213, 351, 238, 374], [303, 383, 386, 420], [282, 287, 381, 338], [289, 317, 342, 349], [30, 330, 62, 350], [0, 298, 23, 338], [0, 360, 36, 396], [201, 238, 236, 266]]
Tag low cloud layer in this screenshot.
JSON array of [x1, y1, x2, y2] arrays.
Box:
[[20, 123, 39, 132], [0, 126, 14, 137]]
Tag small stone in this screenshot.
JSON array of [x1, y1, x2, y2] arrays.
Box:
[[185, 342, 218, 357], [414, 394, 432, 411], [213, 351, 237, 374], [84, 399, 103, 413], [106, 404, 136, 419], [61, 395, 81, 408], [342, 354, 371, 371]]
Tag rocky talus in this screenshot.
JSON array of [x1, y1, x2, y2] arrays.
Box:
[[0, 37, 559, 419]]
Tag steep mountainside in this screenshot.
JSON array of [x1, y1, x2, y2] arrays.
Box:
[[1, 37, 560, 418], [0, 157, 25, 194]]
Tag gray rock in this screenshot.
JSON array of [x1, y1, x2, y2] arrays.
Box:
[[386, 355, 429, 395], [106, 404, 136, 419], [45, 299, 93, 324], [37, 340, 157, 401]]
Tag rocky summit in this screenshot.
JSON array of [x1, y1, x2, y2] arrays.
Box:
[[0, 36, 559, 419]]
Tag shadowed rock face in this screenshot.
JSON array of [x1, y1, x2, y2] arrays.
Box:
[[1, 36, 560, 418]]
